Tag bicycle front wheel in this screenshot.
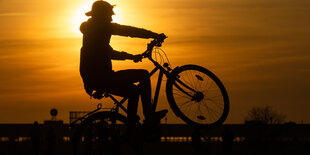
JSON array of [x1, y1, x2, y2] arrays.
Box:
[[166, 65, 229, 128]]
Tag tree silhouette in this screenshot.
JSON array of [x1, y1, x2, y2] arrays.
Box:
[[245, 106, 286, 124]]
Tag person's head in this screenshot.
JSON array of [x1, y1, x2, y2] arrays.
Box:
[[85, 0, 115, 22]]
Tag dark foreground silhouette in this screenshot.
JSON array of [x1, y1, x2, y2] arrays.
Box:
[[1, 124, 309, 155]]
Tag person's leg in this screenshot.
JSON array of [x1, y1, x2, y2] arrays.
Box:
[[104, 80, 139, 129], [138, 70, 152, 118], [111, 69, 152, 119], [105, 69, 167, 133]]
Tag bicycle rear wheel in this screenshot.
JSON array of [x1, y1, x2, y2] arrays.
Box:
[[80, 111, 127, 137], [72, 111, 127, 154], [166, 65, 229, 128]]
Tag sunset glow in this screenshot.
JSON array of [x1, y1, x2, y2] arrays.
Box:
[[71, 3, 92, 35], [0, 0, 309, 124]]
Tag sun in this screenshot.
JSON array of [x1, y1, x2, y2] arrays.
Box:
[[71, 3, 122, 35], [111, 7, 122, 23], [71, 3, 91, 35]]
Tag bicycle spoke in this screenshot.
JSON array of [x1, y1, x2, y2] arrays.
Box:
[[200, 74, 210, 93], [180, 103, 193, 118], [179, 100, 194, 109], [205, 98, 223, 109], [201, 102, 222, 117], [179, 76, 192, 89], [180, 72, 194, 91], [173, 91, 191, 99], [189, 104, 199, 121], [202, 87, 221, 99], [201, 108, 214, 122], [201, 100, 223, 121], [192, 71, 198, 90], [206, 81, 215, 92], [181, 100, 192, 106], [197, 72, 206, 91], [205, 94, 223, 99], [173, 86, 193, 95], [190, 70, 198, 90], [192, 71, 202, 91], [200, 102, 214, 122], [175, 79, 197, 95], [197, 104, 205, 121], [184, 70, 194, 89], [203, 103, 224, 117]]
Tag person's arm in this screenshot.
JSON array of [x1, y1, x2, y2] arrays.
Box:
[[109, 50, 142, 62], [80, 22, 87, 34], [111, 23, 158, 39], [110, 50, 134, 60]]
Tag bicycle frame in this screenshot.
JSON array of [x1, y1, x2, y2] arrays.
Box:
[[70, 39, 195, 125], [110, 39, 195, 114], [148, 58, 171, 112], [110, 55, 172, 114], [108, 40, 174, 114]]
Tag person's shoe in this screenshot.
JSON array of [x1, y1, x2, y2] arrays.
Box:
[[143, 109, 168, 125], [153, 110, 168, 122]]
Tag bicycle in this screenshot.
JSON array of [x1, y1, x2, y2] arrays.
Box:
[[70, 37, 229, 144]]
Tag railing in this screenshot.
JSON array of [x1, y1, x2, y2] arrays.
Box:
[[1, 124, 310, 143], [1, 124, 309, 155]]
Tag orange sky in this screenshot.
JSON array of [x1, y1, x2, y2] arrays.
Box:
[[0, 0, 309, 124]]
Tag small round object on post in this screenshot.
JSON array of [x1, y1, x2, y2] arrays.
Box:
[[50, 108, 58, 120]]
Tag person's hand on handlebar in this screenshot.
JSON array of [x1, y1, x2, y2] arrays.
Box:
[[143, 33, 167, 57], [156, 33, 167, 41], [133, 54, 142, 63]]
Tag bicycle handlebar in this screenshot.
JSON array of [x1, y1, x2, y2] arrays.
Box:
[[142, 35, 167, 58]]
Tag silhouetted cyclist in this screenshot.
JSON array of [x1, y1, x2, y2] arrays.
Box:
[[80, 0, 167, 134]]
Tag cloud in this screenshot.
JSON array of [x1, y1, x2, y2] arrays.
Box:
[[0, 13, 29, 16], [0, 38, 81, 97]]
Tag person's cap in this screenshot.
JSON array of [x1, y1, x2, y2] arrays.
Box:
[[85, 0, 115, 16]]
